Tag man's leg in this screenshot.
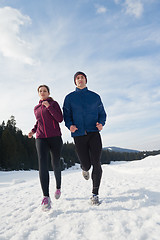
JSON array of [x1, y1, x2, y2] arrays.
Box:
[[89, 132, 102, 196], [74, 135, 91, 172]]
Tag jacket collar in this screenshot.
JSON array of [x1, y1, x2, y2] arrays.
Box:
[[75, 87, 88, 92], [39, 97, 52, 104]]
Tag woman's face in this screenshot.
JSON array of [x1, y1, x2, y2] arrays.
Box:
[[38, 86, 50, 100]]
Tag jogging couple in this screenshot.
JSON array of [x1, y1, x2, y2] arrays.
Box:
[[28, 71, 107, 211]]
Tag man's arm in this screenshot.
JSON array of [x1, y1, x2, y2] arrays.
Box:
[[97, 96, 107, 127], [63, 96, 74, 130]]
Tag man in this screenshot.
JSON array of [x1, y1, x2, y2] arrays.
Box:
[[63, 71, 106, 205]]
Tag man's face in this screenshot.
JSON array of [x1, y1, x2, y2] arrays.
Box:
[[75, 74, 86, 89]]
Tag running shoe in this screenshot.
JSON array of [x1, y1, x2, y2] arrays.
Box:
[[41, 196, 51, 211], [90, 194, 100, 205], [55, 189, 61, 199], [82, 170, 90, 180]]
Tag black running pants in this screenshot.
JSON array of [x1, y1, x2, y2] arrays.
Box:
[[74, 132, 102, 195], [36, 136, 63, 197]]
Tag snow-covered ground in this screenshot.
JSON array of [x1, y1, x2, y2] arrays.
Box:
[[0, 155, 160, 240]]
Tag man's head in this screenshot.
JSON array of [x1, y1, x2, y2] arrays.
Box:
[[74, 71, 87, 89]]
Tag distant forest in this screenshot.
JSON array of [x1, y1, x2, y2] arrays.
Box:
[[0, 116, 160, 171]]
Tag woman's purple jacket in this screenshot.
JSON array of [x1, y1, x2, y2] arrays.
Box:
[[32, 98, 63, 138]]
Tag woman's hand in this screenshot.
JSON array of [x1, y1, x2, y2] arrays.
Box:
[[42, 101, 50, 108], [28, 131, 34, 138]]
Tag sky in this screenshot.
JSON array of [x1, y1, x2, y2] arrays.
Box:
[[0, 0, 160, 151]]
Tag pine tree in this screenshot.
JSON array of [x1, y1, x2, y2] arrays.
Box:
[[1, 128, 17, 170]]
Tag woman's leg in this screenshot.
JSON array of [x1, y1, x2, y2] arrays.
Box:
[[36, 138, 50, 197], [48, 136, 63, 189]]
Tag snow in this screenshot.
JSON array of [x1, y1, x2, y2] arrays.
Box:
[[0, 155, 160, 240]]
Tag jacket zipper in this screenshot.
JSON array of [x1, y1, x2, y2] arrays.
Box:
[[53, 120, 55, 129], [41, 106, 48, 138]]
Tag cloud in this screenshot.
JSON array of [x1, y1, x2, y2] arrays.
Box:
[[0, 6, 33, 64], [95, 5, 107, 14], [114, 0, 121, 4], [124, 0, 144, 18], [0, 1, 159, 151], [87, 56, 160, 149]]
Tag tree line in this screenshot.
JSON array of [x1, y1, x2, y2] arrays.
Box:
[[0, 116, 159, 171]]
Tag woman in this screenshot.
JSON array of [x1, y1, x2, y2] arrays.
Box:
[[28, 85, 63, 211]]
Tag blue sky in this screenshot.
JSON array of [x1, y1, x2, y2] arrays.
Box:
[[0, 0, 160, 151]]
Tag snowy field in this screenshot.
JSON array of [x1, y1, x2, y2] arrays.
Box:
[[0, 155, 160, 240]]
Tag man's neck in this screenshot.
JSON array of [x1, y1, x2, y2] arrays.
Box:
[[76, 86, 86, 90]]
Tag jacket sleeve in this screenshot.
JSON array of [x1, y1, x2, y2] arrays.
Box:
[[63, 96, 73, 130], [97, 96, 107, 126], [32, 121, 38, 133], [47, 101, 63, 123]]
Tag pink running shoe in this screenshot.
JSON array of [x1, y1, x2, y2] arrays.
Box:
[[55, 189, 61, 199], [41, 196, 51, 211]]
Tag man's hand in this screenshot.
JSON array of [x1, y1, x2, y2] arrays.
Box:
[[70, 125, 78, 133], [96, 122, 103, 131]]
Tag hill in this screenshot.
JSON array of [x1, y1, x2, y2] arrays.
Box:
[[103, 146, 139, 153]]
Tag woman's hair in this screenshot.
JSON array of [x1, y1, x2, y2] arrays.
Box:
[[38, 85, 50, 93], [37, 85, 54, 100]]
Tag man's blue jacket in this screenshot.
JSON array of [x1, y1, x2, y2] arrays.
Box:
[[63, 87, 107, 137]]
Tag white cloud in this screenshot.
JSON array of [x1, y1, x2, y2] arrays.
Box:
[[124, 0, 144, 18], [114, 0, 122, 4], [0, 1, 159, 151], [95, 5, 107, 14], [0, 7, 33, 64]]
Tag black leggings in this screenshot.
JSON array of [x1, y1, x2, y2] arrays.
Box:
[[74, 132, 102, 195], [36, 136, 63, 197]]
